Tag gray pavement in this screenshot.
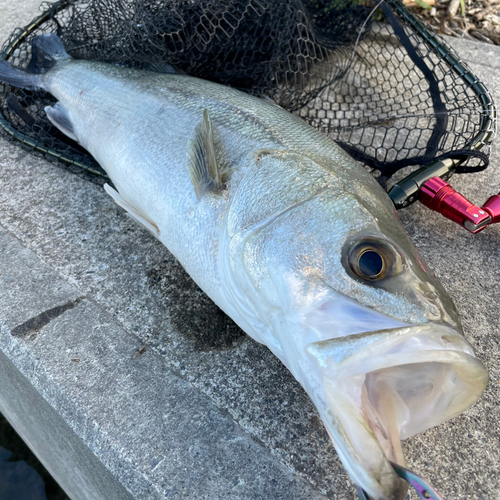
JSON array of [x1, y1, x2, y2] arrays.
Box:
[[0, 3, 499, 500]]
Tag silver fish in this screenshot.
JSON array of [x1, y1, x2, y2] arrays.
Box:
[[0, 34, 488, 499]]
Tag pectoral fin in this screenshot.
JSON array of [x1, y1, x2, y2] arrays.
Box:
[[188, 109, 223, 199], [104, 184, 160, 238]]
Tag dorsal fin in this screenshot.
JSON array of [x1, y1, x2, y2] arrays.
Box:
[[145, 63, 185, 75], [188, 109, 223, 199]]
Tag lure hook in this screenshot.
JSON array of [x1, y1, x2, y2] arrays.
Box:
[[355, 462, 444, 500]]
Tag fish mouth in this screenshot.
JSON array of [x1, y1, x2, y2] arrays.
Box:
[[304, 324, 488, 500]]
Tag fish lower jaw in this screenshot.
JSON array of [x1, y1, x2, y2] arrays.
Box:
[[321, 376, 408, 500], [320, 359, 454, 499], [304, 325, 488, 500]]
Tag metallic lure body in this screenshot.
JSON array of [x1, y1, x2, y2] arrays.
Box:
[[0, 35, 487, 500]]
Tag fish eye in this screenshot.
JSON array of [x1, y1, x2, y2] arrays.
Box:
[[358, 250, 384, 278], [346, 238, 398, 282]]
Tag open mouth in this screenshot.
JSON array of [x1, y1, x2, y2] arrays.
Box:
[[304, 325, 488, 500]]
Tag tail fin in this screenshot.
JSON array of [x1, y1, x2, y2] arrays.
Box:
[[28, 33, 71, 74], [0, 34, 70, 90], [0, 60, 41, 89]]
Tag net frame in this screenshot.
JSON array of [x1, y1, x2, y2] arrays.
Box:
[[383, 0, 496, 208]]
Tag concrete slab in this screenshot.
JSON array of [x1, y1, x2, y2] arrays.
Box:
[[0, 226, 323, 500], [0, 3, 499, 500], [444, 35, 500, 70]]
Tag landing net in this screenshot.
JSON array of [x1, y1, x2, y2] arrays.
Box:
[[0, 0, 495, 189]]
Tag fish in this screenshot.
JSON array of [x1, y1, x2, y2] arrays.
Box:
[[0, 34, 488, 499]]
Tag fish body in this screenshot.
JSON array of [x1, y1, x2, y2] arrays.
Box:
[[0, 35, 488, 499]]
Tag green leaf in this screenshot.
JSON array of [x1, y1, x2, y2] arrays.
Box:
[[460, 0, 466, 16], [415, 0, 432, 9]]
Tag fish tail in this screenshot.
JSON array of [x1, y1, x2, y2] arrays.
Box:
[[28, 33, 71, 74], [0, 60, 41, 89], [0, 34, 71, 90]]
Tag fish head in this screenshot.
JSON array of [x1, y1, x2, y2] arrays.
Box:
[[229, 152, 487, 499]]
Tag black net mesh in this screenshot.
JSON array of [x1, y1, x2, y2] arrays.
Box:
[[0, 0, 495, 188]]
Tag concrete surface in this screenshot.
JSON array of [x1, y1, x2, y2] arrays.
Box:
[[0, 3, 499, 500]]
